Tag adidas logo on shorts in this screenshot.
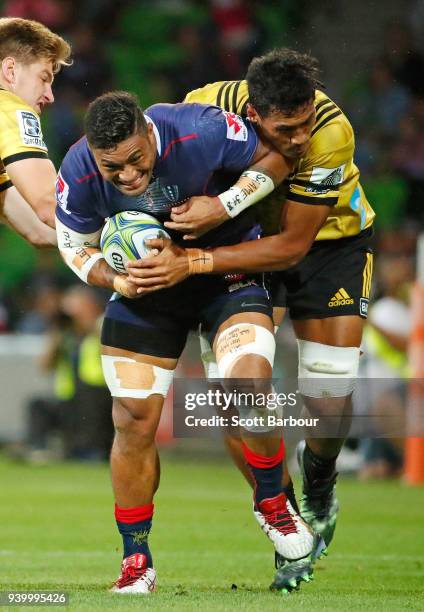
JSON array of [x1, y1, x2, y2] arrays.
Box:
[[328, 288, 354, 307]]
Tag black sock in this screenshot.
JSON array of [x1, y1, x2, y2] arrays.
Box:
[[303, 444, 337, 482]]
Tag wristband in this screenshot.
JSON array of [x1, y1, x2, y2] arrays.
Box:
[[218, 170, 274, 218], [113, 275, 131, 297], [56, 216, 104, 284], [60, 249, 104, 284], [80, 251, 105, 283], [187, 249, 214, 275]]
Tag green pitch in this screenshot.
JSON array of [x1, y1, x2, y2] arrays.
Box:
[[0, 454, 423, 611]]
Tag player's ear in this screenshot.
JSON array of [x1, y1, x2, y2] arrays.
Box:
[[146, 122, 155, 147], [1, 57, 16, 85], [246, 103, 260, 124]]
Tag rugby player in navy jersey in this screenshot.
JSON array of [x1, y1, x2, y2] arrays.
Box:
[[126, 48, 376, 591], [55, 91, 318, 594]]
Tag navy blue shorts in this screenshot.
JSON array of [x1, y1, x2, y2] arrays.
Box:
[[101, 273, 272, 359]]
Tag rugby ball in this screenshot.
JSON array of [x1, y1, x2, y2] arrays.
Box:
[[100, 211, 170, 274]]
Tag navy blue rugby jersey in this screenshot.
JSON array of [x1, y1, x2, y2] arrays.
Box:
[[55, 103, 262, 248]]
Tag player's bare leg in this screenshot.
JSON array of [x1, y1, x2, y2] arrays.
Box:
[[103, 346, 177, 594], [292, 315, 364, 549], [111, 394, 163, 507], [213, 313, 315, 592], [216, 306, 301, 515]]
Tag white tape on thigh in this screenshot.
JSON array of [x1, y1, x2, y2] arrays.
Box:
[[215, 323, 275, 378], [199, 331, 220, 380], [101, 355, 174, 398], [297, 339, 360, 398]]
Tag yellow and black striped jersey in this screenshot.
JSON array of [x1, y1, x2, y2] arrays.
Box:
[[0, 88, 49, 193], [185, 81, 375, 241]]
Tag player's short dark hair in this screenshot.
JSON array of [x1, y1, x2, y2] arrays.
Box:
[[247, 48, 322, 117], [85, 91, 148, 150]]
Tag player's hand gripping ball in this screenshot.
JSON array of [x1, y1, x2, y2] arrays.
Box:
[[101, 211, 170, 273]]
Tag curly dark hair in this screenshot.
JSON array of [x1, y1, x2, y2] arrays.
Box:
[[85, 91, 147, 149], [247, 48, 323, 117]]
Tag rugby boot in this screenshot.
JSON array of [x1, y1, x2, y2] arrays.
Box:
[[254, 492, 314, 560], [111, 553, 156, 594], [274, 527, 326, 569], [298, 444, 339, 549], [272, 530, 326, 593]]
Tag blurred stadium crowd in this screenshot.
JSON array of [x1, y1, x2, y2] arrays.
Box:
[[0, 0, 422, 476]]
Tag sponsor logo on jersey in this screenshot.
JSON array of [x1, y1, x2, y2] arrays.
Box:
[[227, 278, 258, 293], [137, 178, 180, 213], [56, 172, 70, 213], [306, 164, 346, 192], [224, 273, 246, 283], [328, 287, 354, 307], [16, 110, 47, 149], [360, 297, 369, 316], [223, 111, 248, 141]]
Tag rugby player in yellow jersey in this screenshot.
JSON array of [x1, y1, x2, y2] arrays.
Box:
[[0, 17, 71, 245], [127, 48, 374, 591]]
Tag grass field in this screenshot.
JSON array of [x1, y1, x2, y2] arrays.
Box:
[[0, 453, 423, 611]]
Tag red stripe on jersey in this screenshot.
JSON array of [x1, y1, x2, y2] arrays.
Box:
[[162, 134, 198, 160], [242, 440, 285, 469], [76, 171, 98, 183], [115, 503, 154, 524]]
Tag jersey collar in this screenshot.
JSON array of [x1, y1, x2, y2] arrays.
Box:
[[144, 114, 161, 156]]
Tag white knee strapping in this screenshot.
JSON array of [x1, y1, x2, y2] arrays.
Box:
[[200, 323, 279, 381], [101, 355, 174, 398], [215, 323, 276, 378], [199, 331, 220, 380], [297, 340, 360, 398], [199, 329, 279, 432]]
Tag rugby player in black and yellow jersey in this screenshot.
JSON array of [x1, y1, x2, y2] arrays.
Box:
[[0, 18, 70, 245], [127, 48, 375, 590]]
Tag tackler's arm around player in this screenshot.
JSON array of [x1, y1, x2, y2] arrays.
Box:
[[126, 237, 212, 294], [127, 198, 330, 294], [126, 147, 292, 293], [164, 148, 292, 239], [204, 198, 331, 274]]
